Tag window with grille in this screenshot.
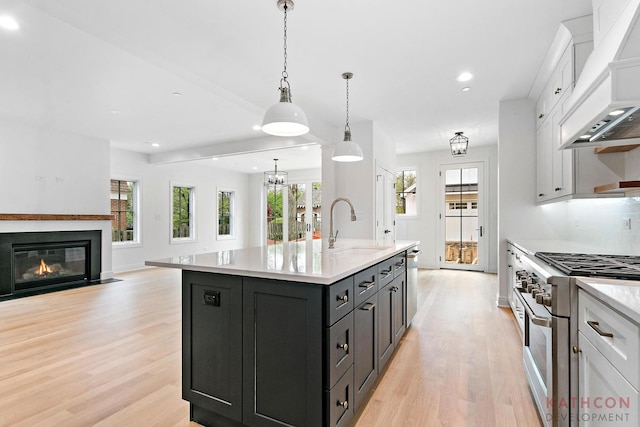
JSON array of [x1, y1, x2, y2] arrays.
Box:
[[110, 179, 138, 243], [173, 186, 194, 240], [218, 190, 234, 238]]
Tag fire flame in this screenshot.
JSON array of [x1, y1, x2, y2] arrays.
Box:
[[36, 259, 53, 275]]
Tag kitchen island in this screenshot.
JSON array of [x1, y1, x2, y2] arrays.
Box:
[[146, 239, 418, 427]]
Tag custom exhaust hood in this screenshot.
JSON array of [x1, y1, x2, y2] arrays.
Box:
[[560, 0, 640, 149]]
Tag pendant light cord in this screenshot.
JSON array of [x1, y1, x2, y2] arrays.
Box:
[[282, 4, 288, 82], [345, 77, 350, 132]]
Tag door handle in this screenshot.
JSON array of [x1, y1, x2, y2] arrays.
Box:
[[480, 226, 483, 237]]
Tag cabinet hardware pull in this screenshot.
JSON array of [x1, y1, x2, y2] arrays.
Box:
[[359, 281, 375, 289], [554, 87, 562, 94], [381, 269, 392, 276], [395, 260, 405, 267], [391, 286, 399, 292], [572, 346, 582, 354], [337, 400, 349, 409], [361, 303, 376, 311], [337, 343, 348, 352], [538, 113, 545, 119], [587, 320, 613, 338], [538, 193, 545, 197], [555, 187, 561, 191], [337, 294, 348, 303]]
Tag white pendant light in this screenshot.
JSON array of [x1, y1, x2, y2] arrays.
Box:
[[332, 72, 364, 162], [262, 0, 309, 137]]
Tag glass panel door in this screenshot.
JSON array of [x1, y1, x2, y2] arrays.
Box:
[[266, 181, 321, 245], [266, 186, 285, 245], [441, 162, 485, 271]]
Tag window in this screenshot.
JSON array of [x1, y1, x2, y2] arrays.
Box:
[[172, 185, 195, 240], [110, 179, 138, 243], [396, 169, 417, 215], [217, 190, 234, 239]]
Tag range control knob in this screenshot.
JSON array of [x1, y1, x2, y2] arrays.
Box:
[[543, 294, 552, 306], [535, 293, 547, 304], [527, 283, 537, 293], [531, 288, 543, 298]]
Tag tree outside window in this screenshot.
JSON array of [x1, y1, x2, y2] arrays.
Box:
[[110, 179, 137, 243], [396, 170, 417, 215], [218, 190, 234, 237], [173, 186, 194, 239]]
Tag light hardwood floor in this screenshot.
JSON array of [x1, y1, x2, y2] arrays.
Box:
[[0, 268, 541, 427]]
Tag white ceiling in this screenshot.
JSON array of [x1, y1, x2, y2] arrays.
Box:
[[0, 0, 593, 173]]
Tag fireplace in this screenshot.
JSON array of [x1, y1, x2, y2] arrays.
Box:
[[0, 230, 101, 299]]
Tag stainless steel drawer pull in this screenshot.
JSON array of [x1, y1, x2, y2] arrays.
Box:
[[337, 294, 348, 303], [587, 320, 614, 338], [337, 400, 349, 409], [361, 303, 376, 311], [395, 260, 405, 267], [337, 343, 348, 352], [359, 281, 375, 290], [391, 286, 399, 292], [381, 269, 392, 276]]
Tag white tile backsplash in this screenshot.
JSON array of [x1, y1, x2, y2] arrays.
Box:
[[565, 197, 640, 255]]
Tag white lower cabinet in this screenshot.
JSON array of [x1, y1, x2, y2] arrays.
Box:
[[578, 333, 639, 426], [577, 289, 640, 426]]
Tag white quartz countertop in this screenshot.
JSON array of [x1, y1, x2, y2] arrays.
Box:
[[577, 277, 640, 324], [145, 239, 419, 285]]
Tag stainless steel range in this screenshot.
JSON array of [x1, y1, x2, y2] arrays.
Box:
[[512, 251, 640, 427]]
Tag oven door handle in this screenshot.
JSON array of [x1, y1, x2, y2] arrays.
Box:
[[514, 288, 552, 328]]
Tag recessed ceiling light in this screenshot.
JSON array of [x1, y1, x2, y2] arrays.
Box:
[[456, 72, 474, 82], [151, 143, 160, 147], [110, 110, 120, 114], [300, 146, 309, 150], [0, 15, 20, 31], [211, 157, 218, 161], [252, 166, 258, 170], [609, 109, 625, 116], [252, 125, 262, 131], [461, 87, 471, 92]]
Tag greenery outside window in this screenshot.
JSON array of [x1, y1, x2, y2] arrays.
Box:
[[172, 185, 195, 240], [217, 190, 234, 239], [396, 169, 417, 215], [110, 179, 139, 244]]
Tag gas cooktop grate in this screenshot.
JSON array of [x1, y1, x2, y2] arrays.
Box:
[[535, 252, 640, 280]]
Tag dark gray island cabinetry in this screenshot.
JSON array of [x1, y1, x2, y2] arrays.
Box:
[[146, 240, 418, 427]]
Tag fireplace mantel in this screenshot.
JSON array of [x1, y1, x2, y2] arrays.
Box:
[[0, 214, 112, 221]]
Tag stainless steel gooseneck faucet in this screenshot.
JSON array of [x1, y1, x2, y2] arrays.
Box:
[[328, 197, 357, 249]]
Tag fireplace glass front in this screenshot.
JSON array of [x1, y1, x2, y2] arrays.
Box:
[[13, 243, 89, 291]]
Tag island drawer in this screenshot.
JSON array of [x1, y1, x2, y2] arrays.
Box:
[[325, 311, 354, 388], [393, 252, 407, 277], [325, 365, 354, 427], [378, 258, 394, 288], [326, 276, 354, 326], [354, 266, 378, 307], [578, 290, 640, 390]]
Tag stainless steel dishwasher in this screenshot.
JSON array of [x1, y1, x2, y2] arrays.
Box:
[[406, 247, 421, 326]]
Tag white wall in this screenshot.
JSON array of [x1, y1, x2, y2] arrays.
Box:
[[322, 120, 396, 241], [396, 144, 499, 273], [110, 148, 249, 272], [0, 119, 113, 277]]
